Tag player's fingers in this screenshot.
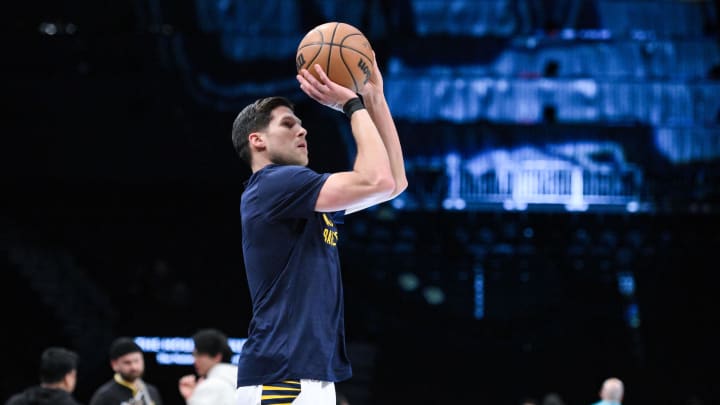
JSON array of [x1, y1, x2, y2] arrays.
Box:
[[312, 64, 327, 79], [298, 77, 325, 101], [298, 68, 322, 88], [313, 64, 339, 88], [297, 71, 320, 93]]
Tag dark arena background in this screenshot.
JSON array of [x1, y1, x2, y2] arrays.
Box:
[[3, 1, 720, 405]]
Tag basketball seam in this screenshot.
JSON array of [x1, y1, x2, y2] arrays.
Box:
[[339, 33, 373, 92], [298, 41, 370, 56], [298, 25, 327, 74], [326, 22, 340, 77]]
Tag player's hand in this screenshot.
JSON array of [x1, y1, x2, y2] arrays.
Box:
[[297, 64, 357, 112], [358, 52, 384, 98]]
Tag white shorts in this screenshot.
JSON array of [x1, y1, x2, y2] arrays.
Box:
[[235, 379, 335, 405]]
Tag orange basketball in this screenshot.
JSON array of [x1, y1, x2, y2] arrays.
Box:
[[296, 22, 374, 93]]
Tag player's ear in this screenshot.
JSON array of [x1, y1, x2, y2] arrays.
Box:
[[249, 132, 265, 148]]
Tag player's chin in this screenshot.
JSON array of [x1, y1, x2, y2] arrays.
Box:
[[298, 147, 309, 158], [288, 151, 309, 167]]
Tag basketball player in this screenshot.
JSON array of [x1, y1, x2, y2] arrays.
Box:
[[230, 54, 406, 405]]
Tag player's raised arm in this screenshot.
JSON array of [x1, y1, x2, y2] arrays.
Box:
[[359, 53, 408, 200], [297, 64, 395, 214]]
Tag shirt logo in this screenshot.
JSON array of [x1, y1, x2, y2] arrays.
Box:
[[321, 214, 338, 247]]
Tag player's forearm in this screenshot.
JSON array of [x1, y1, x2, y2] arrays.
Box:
[[349, 108, 395, 194], [363, 93, 408, 198]]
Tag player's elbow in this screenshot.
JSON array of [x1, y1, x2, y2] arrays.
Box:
[[374, 175, 396, 198], [359, 169, 394, 199], [383, 175, 408, 200], [394, 176, 409, 196]]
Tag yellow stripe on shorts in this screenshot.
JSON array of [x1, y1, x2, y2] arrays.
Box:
[[261, 380, 301, 405]]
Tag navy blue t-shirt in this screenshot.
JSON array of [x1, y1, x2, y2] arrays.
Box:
[[236, 164, 352, 386]]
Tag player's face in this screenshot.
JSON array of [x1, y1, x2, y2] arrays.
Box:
[[111, 352, 145, 382], [264, 106, 309, 166]]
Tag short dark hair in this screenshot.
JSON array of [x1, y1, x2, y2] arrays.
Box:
[[109, 337, 143, 360], [192, 328, 233, 363], [39, 347, 78, 384], [231, 96, 295, 166]]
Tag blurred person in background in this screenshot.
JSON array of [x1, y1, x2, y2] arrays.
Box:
[[89, 337, 163, 405], [5, 347, 81, 405], [178, 328, 237, 405], [591, 377, 624, 405]]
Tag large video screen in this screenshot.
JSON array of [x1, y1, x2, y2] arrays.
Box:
[[391, 121, 719, 214]]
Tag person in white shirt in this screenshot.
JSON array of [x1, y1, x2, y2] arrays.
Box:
[[178, 329, 238, 405]]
